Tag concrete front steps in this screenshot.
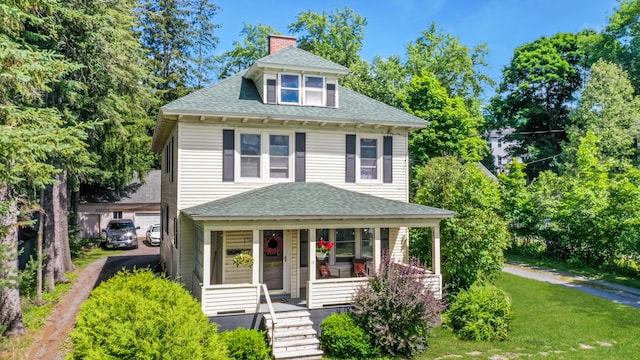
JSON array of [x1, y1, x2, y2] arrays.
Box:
[[264, 310, 323, 360]]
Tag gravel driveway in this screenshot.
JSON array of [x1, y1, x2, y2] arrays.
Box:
[[25, 241, 160, 360]]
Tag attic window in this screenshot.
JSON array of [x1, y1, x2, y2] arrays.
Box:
[[280, 74, 300, 104], [304, 76, 324, 106]]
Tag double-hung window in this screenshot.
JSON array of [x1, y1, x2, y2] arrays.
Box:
[[361, 228, 373, 258], [360, 138, 378, 180], [239, 132, 292, 180], [240, 134, 261, 178], [304, 76, 324, 106], [280, 74, 300, 104], [269, 135, 289, 178], [335, 228, 355, 263]]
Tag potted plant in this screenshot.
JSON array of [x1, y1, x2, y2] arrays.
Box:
[[316, 237, 334, 260], [233, 252, 254, 267]]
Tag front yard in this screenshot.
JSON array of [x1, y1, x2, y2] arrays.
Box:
[[421, 272, 640, 359]]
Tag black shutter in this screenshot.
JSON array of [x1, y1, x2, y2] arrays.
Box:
[[345, 134, 356, 183], [295, 133, 306, 182], [170, 137, 174, 183], [383, 136, 393, 183], [223, 129, 235, 182], [326, 83, 336, 107], [267, 79, 276, 103]]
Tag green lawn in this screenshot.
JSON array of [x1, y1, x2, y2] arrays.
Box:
[[419, 272, 640, 359]]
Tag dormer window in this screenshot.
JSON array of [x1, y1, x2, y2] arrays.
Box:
[[304, 76, 324, 106], [269, 73, 334, 107], [280, 74, 300, 104]]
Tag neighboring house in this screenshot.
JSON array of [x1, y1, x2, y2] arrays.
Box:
[[487, 128, 520, 173], [150, 35, 454, 317], [76, 170, 161, 238]]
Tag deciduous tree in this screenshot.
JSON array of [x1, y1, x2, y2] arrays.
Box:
[[214, 23, 280, 79], [289, 7, 367, 69], [490, 32, 592, 177], [412, 157, 509, 294]]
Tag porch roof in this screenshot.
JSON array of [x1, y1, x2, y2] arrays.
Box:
[[182, 182, 454, 221]]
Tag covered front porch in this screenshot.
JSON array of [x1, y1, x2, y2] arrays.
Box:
[[181, 183, 454, 317]]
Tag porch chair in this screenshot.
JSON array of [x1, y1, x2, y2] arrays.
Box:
[[352, 258, 369, 277], [318, 261, 340, 279]]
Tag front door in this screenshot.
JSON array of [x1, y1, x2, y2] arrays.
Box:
[[262, 230, 284, 291]]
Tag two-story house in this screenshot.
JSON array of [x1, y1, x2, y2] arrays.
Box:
[[151, 35, 454, 317]]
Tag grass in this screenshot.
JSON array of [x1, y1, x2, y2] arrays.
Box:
[[506, 253, 640, 290], [419, 272, 640, 359]]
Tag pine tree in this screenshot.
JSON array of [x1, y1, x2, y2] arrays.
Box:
[[0, 0, 87, 336]]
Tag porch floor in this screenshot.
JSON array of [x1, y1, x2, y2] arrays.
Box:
[[259, 295, 306, 313]]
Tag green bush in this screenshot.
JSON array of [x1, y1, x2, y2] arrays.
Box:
[[18, 255, 38, 298], [67, 269, 228, 359], [351, 254, 445, 358], [444, 282, 512, 341], [220, 328, 270, 360], [319, 313, 376, 359]]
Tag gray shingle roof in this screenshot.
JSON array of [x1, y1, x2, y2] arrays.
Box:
[[161, 70, 425, 127], [80, 170, 161, 204], [253, 47, 350, 74], [160, 46, 426, 128], [183, 182, 454, 220]]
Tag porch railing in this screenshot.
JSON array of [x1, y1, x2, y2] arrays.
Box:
[[258, 283, 277, 344]]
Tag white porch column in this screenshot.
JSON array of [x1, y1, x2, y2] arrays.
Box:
[[308, 228, 316, 281], [432, 225, 441, 275], [203, 229, 211, 286], [252, 229, 260, 284], [373, 227, 381, 274]]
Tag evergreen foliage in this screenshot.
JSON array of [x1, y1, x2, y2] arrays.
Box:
[[138, 0, 221, 102], [444, 282, 512, 341], [69, 269, 228, 359], [319, 313, 376, 360], [219, 328, 270, 360]]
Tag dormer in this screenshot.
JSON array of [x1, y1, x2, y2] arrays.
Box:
[[244, 35, 351, 108]]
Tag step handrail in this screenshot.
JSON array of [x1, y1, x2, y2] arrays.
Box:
[[258, 283, 277, 344]]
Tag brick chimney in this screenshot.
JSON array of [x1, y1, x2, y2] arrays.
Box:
[[268, 34, 297, 54]]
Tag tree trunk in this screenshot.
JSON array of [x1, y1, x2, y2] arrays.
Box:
[[0, 184, 26, 337], [70, 188, 78, 236], [43, 171, 72, 292], [36, 207, 44, 305]]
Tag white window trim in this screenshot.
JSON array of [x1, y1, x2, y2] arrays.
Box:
[[303, 75, 325, 106], [236, 131, 294, 182], [357, 135, 382, 183], [278, 73, 301, 105]]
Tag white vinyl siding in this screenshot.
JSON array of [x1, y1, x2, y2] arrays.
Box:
[[179, 216, 195, 290], [224, 230, 253, 284], [176, 123, 409, 210]]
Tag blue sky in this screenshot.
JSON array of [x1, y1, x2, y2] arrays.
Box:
[[213, 0, 618, 97]]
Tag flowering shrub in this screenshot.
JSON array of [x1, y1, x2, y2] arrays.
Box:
[[233, 253, 254, 267], [316, 238, 335, 254], [351, 254, 445, 357]]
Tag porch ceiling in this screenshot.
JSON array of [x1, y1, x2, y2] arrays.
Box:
[[182, 182, 454, 222]]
